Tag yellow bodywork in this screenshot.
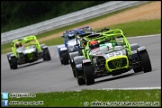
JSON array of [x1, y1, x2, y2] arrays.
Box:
[[105, 55, 129, 72]]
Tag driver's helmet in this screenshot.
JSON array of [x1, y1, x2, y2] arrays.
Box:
[[16, 42, 22, 48], [89, 40, 99, 49]]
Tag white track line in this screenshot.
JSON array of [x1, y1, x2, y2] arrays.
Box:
[[73, 87, 161, 92], [97, 87, 161, 90], [127, 34, 161, 39]]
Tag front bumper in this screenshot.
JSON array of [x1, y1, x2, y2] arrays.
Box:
[[105, 55, 129, 72]]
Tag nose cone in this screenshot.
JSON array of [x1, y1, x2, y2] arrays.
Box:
[[67, 39, 77, 46]]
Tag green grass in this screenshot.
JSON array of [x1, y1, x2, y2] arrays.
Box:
[[8, 89, 161, 107], [39, 37, 63, 46], [1, 19, 161, 54], [39, 19, 161, 47], [109, 19, 161, 37]]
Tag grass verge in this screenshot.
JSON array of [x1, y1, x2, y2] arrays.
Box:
[[7, 89, 161, 107], [1, 19, 160, 54], [1, 19, 161, 54]]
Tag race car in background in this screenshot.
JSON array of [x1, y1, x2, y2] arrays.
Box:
[[70, 29, 152, 85], [7, 35, 51, 69], [57, 26, 93, 65]]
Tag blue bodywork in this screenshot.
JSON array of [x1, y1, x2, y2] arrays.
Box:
[[57, 26, 93, 61]]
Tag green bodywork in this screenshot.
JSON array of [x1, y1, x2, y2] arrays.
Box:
[[105, 55, 129, 72], [11, 35, 42, 57], [81, 29, 133, 72]]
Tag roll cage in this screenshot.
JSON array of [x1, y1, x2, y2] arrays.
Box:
[[11, 35, 42, 57], [82, 29, 132, 60]]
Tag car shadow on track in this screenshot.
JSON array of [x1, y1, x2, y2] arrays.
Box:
[[17, 60, 44, 69], [95, 72, 144, 84]]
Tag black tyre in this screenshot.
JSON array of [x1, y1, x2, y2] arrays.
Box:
[[62, 52, 69, 65], [83, 64, 94, 85], [69, 52, 79, 65], [60, 58, 63, 65], [11, 57, 18, 69], [138, 50, 152, 73], [43, 49, 51, 61], [133, 67, 143, 73], [77, 77, 85, 85], [76, 65, 85, 85], [73, 56, 85, 78], [72, 68, 76, 77], [7, 54, 13, 69]]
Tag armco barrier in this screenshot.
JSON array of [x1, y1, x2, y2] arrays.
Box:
[[1, 1, 149, 44]]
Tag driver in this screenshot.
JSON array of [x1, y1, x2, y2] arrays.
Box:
[[16, 42, 22, 48], [89, 40, 99, 49]]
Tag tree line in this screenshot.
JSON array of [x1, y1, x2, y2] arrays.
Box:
[[1, 1, 107, 32]]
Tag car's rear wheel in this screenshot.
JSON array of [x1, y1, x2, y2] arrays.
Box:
[[138, 50, 152, 73], [72, 68, 76, 77]]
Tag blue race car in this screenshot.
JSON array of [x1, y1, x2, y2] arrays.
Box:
[[57, 26, 93, 65]]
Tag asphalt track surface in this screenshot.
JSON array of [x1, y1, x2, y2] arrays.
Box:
[[1, 34, 161, 93]]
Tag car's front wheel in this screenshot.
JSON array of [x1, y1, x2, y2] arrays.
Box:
[[133, 67, 142, 73], [83, 64, 94, 85], [138, 50, 152, 73], [11, 57, 18, 69], [77, 77, 85, 85], [43, 49, 51, 61]]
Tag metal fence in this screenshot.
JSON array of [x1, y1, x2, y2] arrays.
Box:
[[1, 1, 149, 44]]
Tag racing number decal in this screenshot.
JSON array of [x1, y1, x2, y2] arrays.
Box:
[[107, 51, 122, 58]]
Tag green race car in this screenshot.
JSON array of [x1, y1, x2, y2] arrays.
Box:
[[7, 35, 51, 69], [71, 29, 152, 85], [69, 28, 111, 77]]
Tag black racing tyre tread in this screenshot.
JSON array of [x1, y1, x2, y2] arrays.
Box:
[[73, 56, 85, 78], [83, 64, 94, 85], [69, 52, 79, 64], [133, 67, 143, 73], [77, 77, 85, 85], [72, 68, 76, 77], [43, 49, 51, 61], [7, 55, 13, 69], [62, 53, 69, 65], [138, 50, 152, 73], [60, 59, 63, 65], [11, 57, 18, 69]]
